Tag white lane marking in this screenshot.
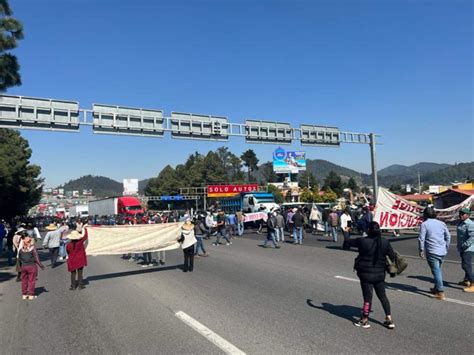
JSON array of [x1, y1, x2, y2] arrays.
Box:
[[334, 275, 358, 282], [444, 298, 474, 307], [334, 276, 474, 307], [175, 311, 246, 355]]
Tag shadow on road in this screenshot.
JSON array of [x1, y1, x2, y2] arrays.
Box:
[[325, 245, 357, 253], [0, 271, 15, 283], [306, 299, 385, 326], [35, 286, 49, 296], [388, 236, 419, 243], [386, 281, 432, 297], [406, 275, 463, 290], [85, 265, 180, 282]]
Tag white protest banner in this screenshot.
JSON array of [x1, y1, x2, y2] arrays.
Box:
[[435, 195, 474, 222], [242, 212, 268, 223], [86, 223, 182, 256], [374, 187, 473, 229], [373, 187, 424, 229]]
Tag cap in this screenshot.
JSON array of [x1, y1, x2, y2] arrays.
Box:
[[459, 208, 471, 215]]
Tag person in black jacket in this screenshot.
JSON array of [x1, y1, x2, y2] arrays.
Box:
[[349, 221, 396, 329]]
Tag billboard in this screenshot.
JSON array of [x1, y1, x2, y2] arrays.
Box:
[[207, 184, 258, 197], [123, 178, 139, 196], [273, 147, 306, 174]]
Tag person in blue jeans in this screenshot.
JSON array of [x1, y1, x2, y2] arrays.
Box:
[[292, 209, 305, 245], [418, 207, 451, 300], [457, 208, 474, 292], [213, 210, 231, 246], [262, 213, 280, 248]]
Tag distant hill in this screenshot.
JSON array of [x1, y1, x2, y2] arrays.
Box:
[[378, 162, 474, 186], [61, 175, 122, 198], [378, 162, 451, 178], [420, 162, 474, 185], [305, 159, 368, 183], [138, 179, 150, 194], [60, 161, 473, 196]]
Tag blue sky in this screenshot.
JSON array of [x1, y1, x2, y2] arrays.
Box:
[[8, 0, 473, 187]]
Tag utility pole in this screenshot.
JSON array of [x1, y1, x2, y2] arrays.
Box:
[[369, 133, 379, 203], [418, 172, 421, 193]]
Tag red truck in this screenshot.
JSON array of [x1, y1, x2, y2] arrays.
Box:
[[88, 196, 144, 216]]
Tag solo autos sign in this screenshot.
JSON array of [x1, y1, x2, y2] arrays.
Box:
[[374, 187, 473, 229], [273, 147, 306, 174], [207, 184, 259, 197]]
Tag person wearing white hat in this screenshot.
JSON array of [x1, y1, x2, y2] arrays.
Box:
[[42, 223, 62, 268], [178, 220, 197, 272], [66, 229, 88, 290]]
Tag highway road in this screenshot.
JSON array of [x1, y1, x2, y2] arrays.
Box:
[[1, 229, 472, 354]]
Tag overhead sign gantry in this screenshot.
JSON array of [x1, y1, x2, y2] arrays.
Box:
[[0, 93, 380, 201]]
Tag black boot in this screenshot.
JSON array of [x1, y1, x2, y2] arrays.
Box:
[[70, 272, 77, 290], [77, 268, 85, 289]]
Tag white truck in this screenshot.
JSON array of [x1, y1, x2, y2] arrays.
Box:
[[69, 205, 89, 218], [88, 196, 144, 217]]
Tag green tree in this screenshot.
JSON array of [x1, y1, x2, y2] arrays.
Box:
[[144, 165, 180, 196], [388, 184, 403, 195], [312, 185, 323, 203], [240, 149, 259, 182], [0, 129, 43, 219], [298, 170, 318, 189], [259, 162, 278, 184], [267, 184, 284, 204], [323, 171, 344, 196], [322, 187, 337, 203], [347, 177, 360, 193], [202, 151, 227, 183], [299, 187, 314, 203], [0, 0, 23, 91], [229, 154, 245, 182]]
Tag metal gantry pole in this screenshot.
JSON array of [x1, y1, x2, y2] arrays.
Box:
[[369, 133, 378, 203]]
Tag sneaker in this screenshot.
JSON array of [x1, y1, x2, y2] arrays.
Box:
[[383, 320, 395, 329], [28, 295, 37, 300], [202, 252, 209, 257], [58, 257, 63, 261], [226, 243, 231, 246], [463, 285, 474, 293], [261, 245, 267, 248], [458, 280, 471, 287], [433, 292, 446, 300], [148, 263, 154, 267], [159, 261, 165, 265], [22, 295, 28, 300], [275, 245, 281, 249], [141, 264, 149, 268], [354, 319, 370, 329]]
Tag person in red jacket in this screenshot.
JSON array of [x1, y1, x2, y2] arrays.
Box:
[[66, 229, 88, 290]]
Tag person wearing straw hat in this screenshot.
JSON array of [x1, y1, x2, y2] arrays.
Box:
[[42, 223, 62, 268], [178, 220, 197, 272], [66, 229, 88, 290]]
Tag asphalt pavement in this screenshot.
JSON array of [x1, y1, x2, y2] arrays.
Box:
[[1, 229, 473, 354]]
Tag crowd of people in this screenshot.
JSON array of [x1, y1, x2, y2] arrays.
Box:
[[0, 204, 472, 331]]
